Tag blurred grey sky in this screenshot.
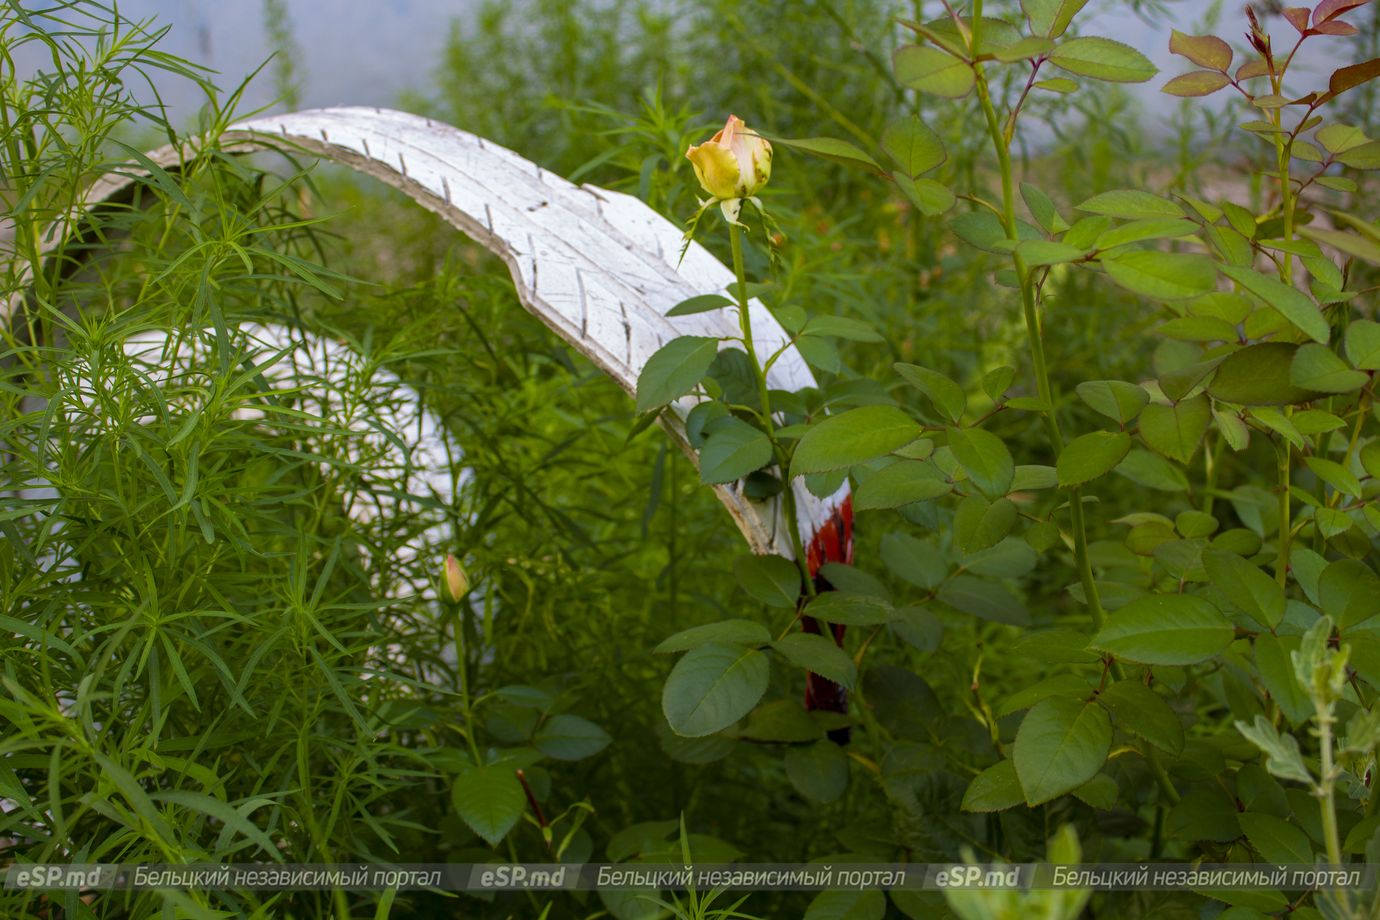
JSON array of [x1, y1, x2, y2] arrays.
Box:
[[112, 0, 466, 116]]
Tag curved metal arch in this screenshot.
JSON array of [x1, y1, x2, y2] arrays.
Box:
[[2, 106, 849, 561]]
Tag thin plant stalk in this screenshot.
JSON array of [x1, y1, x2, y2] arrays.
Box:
[[1267, 51, 1298, 585], [969, 7, 1104, 632], [729, 220, 814, 598], [970, 4, 1181, 806]]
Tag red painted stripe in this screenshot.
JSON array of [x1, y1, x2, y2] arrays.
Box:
[[801, 496, 853, 738]]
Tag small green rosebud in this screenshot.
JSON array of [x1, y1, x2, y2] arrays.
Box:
[[444, 553, 468, 602]]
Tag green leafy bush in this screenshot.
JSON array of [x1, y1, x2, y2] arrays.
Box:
[[6, 0, 1380, 918]]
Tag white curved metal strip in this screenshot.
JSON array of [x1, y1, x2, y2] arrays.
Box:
[[1, 106, 849, 557]]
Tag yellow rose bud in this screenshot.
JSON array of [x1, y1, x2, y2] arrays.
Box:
[[685, 114, 772, 201], [444, 553, 468, 601]]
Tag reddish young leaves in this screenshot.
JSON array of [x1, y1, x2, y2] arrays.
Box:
[[1163, 71, 1232, 97], [1314, 19, 1360, 34], [1302, 0, 1372, 34], [1283, 7, 1312, 32], [1314, 0, 1372, 24], [1322, 58, 1380, 104], [1169, 29, 1232, 72], [1165, 29, 1236, 97]]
